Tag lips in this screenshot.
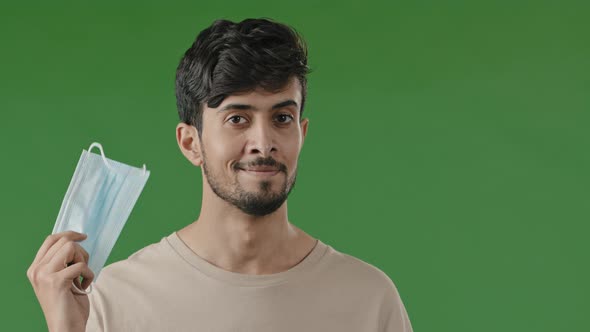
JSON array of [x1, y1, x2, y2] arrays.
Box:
[[244, 167, 278, 172], [240, 167, 280, 176]]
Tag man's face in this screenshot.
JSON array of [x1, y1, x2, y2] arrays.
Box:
[[197, 76, 308, 217]]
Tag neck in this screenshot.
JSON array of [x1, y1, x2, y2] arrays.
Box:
[[177, 188, 316, 275]]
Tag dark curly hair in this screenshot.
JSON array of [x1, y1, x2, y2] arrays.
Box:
[[175, 17, 311, 139]]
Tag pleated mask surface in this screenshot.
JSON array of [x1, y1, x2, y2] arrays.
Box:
[[52, 142, 150, 294]]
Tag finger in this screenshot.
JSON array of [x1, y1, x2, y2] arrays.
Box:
[[37, 231, 87, 266], [33, 231, 87, 265], [48, 241, 86, 273], [80, 246, 89, 264], [59, 262, 95, 290], [68, 241, 90, 264], [80, 270, 93, 290], [38, 236, 70, 267]]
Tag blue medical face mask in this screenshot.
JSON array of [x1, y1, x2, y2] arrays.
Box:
[[52, 142, 150, 294]]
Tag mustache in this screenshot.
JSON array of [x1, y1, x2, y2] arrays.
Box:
[[234, 157, 287, 172]]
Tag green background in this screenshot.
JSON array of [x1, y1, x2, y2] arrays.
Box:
[[2, 0, 588, 331]]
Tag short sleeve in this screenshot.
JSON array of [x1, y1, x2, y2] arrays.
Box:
[[85, 283, 104, 332], [382, 297, 413, 332], [379, 276, 413, 332]]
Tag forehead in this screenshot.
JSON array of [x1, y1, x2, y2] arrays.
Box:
[[212, 76, 302, 113]]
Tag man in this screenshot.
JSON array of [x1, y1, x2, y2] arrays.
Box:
[[28, 17, 413, 331]]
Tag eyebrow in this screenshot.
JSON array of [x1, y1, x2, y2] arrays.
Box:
[[217, 99, 299, 114]]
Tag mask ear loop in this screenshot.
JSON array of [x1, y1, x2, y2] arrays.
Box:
[[88, 142, 114, 172], [88, 142, 147, 175], [71, 280, 93, 295]]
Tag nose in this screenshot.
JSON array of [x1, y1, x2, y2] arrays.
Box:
[[246, 121, 277, 157]]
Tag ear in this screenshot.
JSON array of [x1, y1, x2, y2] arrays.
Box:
[[176, 122, 203, 167], [301, 117, 309, 146]]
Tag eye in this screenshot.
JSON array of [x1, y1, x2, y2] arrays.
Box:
[[276, 114, 294, 124], [228, 115, 247, 124]]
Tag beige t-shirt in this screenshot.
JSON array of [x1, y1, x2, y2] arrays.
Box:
[[86, 232, 413, 332]]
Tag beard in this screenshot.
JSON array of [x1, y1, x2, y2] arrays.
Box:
[[200, 147, 297, 217]]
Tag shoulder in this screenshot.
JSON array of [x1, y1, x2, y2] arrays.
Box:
[[86, 235, 173, 331], [321, 245, 412, 331], [322, 244, 402, 293], [314, 243, 407, 314], [92, 234, 174, 288]]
